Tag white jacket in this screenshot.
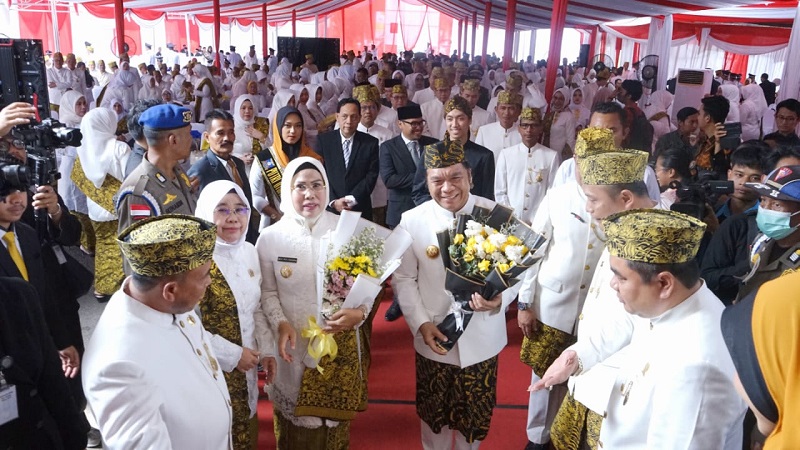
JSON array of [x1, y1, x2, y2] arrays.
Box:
[[494, 142, 560, 225]]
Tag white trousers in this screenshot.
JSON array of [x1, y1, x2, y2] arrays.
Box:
[[421, 420, 482, 450], [526, 371, 568, 443]]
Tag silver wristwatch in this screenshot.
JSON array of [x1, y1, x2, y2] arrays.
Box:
[[517, 301, 531, 311]]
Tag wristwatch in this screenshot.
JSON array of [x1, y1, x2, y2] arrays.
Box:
[[517, 301, 531, 311]]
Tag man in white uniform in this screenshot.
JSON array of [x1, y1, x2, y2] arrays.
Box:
[[459, 79, 491, 141], [227, 46, 242, 68], [82, 215, 233, 449], [475, 91, 523, 161], [46, 52, 72, 111], [265, 48, 278, 75], [395, 138, 510, 450], [494, 107, 559, 225], [354, 84, 394, 227], [420, 76, 452, 140], [243, 45, 259, 69]]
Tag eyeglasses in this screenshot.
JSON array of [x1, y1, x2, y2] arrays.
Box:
[[776, 115, 798, 122], [214, 206, 250, 217], [401, 120, 426, 128], [292, 181, 326, 194]]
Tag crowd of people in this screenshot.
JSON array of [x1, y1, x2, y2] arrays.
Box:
[[0, 39, 798, 450]]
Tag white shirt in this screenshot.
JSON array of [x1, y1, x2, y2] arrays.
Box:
[[412, 87, 435, 105], [494, 142, 560, 225], [420, 98, 446, 140], [552, 157, 662, 203], [599, 284, 746, 449], [470, 107, 492, 141], [83, 281, 233, 449], [475, 122, 522, 162], [358, 122, 393, 208], [47, 66, 72, 105]]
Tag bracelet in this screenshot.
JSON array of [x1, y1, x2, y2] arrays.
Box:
[[49, 203, 62, 217]]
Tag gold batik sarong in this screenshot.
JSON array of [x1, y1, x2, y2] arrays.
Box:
[[200, 263, 254, 450], [415, 353, 498, 443], [90, 220, 124, 295], [551, 392, 602, 450], [72, 211, 96, 253], [273, 409, 350, 450], [520, 320, 578, 378]]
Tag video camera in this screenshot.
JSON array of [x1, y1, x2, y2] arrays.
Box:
[[669, 179, 733, 220], [0, 38, 82, 201]]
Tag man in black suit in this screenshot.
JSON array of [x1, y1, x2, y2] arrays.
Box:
[[317, 98, 380, 221], [380, 104, 437, 229], [411, 96, 495, 205], [760, 73, 777, 106], [188, 109, 259, 243]]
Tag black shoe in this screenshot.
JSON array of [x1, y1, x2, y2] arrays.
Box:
[[384, 301, 403, 322], [524, 442, 549, 450]]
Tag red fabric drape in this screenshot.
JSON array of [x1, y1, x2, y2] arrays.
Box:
[[723, 52, 749, 77], [18, 9, 72, 54]]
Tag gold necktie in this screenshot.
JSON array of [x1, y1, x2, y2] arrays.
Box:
[[3, 231, 28, 281], [228, 159, 244, 188]]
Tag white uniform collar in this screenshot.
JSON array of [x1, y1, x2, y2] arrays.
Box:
[[648, 281, 708, 329], [118, 279, 178, 329], [432, 193, 477, 219]]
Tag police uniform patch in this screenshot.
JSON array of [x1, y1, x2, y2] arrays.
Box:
[[130, 204, 151, 220], [155, 172, 167, 183], [181, 172, 191, 188], [182, 110, 193, 123], [163, 193, 177, 205]]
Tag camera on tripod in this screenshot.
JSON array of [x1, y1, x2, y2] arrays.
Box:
[[0, 38, 82, 198], [669, 179, 734, 220]]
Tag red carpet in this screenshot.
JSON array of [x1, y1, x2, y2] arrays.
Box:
[[257, 294, 532, 449]]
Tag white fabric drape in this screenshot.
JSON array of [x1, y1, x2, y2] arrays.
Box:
[[618, 38, 635, 66], [748, 48, 787, 84], [778, 4, 800, 103], [645, 15, 673, 92], [666, 29, 724, 80], [706, 36, 787, 55]]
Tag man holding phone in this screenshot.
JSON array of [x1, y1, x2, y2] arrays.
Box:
[[696, 95, 735, 181]]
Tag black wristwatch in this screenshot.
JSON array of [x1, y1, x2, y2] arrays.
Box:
[[517, 301, 531, 311]]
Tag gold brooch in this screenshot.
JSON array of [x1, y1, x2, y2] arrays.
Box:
[[426, 245, 439, 258], [187, 315, 196, 325], [280, 265, 292, 278], [248, 269, 255, 278]]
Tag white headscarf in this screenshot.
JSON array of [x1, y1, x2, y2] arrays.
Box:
[[279, 156, 330, 231], [720, 84, 741, 123], [305, 84, 326, 122], [59, 90, 85, 127], [269, 89, 297, 139], [106, 96, 127, 120], [78, 107, 128, 188], [643, 90, 673, 119], [195, 179, 251, 247], [233, 94, 257, 154]]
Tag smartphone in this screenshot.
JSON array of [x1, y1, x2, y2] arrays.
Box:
[[719, 122, 742, 150]]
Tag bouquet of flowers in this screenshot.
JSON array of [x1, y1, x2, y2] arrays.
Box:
[[302, 210, 412, 372], [434, 203, 547, 351]]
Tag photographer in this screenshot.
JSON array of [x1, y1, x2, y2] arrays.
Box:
[[0, 101, 91, 440]]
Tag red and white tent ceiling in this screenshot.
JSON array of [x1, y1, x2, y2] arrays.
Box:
[[63, 0, 796, 30]]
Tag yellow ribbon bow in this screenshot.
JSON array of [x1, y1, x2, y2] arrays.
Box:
[[301, 316, 338, 374]]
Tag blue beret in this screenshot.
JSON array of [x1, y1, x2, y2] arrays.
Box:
[[139, 104, 192, 130]]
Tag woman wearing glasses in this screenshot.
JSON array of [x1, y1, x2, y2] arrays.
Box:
[[256, 157, 370, 449], [195, 180, 277, 450], [249, 106, 322, 231]]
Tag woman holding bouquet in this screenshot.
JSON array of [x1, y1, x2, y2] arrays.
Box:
[[195, 180, 277, 449], [255, 156, 371, 449]]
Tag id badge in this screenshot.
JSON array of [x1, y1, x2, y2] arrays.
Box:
[[0, 385, 19, 426]]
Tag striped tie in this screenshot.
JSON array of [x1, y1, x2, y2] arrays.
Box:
[[343, 139, 352, 170]]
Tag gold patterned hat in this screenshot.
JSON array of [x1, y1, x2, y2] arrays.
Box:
[[391, 84, 408, 94], [444, 95, 472, 119], [377, 69, 389, 79], [430, 67, 444, 77], [352, 84, 380, 104], [118, 215, 216, 277], [460, 78, 481, 93], [432, 77, 451, 90], [519, 107, 542, 122], [574, 127, 617, 158], [577, 149, 649, 185], [453, 61, 467, 69], [506, 73, 523, 90], [497, 90, 523, 106], [424, 138, 465, 169], [603, 209, 706, 264]]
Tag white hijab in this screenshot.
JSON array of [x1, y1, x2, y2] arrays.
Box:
[[59, 90, 85, 127], [78, 107, 127, 188], [233, 94, 257, 152], [195, 179, 251, 247]]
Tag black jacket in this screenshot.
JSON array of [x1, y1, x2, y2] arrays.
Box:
[[701, 211, 760, 305], [379, 134, 438, 228], [0, 277, 89, 449], [317, 130, 380, 221]]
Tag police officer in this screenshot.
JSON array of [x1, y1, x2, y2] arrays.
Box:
[[115, 104, 197, 234]]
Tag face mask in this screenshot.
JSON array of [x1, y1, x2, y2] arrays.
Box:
[[756, 205, 800, 240]]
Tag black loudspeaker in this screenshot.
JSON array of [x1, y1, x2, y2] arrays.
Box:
[[277, 37, 341, 72], [578, 44, 590, 68]]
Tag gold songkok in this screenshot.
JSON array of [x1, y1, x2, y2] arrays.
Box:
[[432, 77, 451, 90], [377, 69, 389, 79], [352, 84, 380, 104], [392, 84, 408, 94], [454, 61, 467, 69], [506, 74, 523, 89], [460, 79, 481, 93], [424, 138, 465, 169], [497, 90, 523, 106], [577, 149, 649, 185], [519, 107, 542, 122], [430, 67, 444, 77], [444, 96, 472, 119], [118, 215, 216, 277], [574, 127, 617, 158], [603, 209, 706, 264]]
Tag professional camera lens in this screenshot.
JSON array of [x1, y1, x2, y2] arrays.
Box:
[[53, 126, 83, 147], [0, 162, 30, 194]]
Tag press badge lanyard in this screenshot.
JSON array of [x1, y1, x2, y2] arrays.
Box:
[[0, 355, 19, 426]]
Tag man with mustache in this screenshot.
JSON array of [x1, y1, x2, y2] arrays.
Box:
[[189, 109, 259, 243]]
